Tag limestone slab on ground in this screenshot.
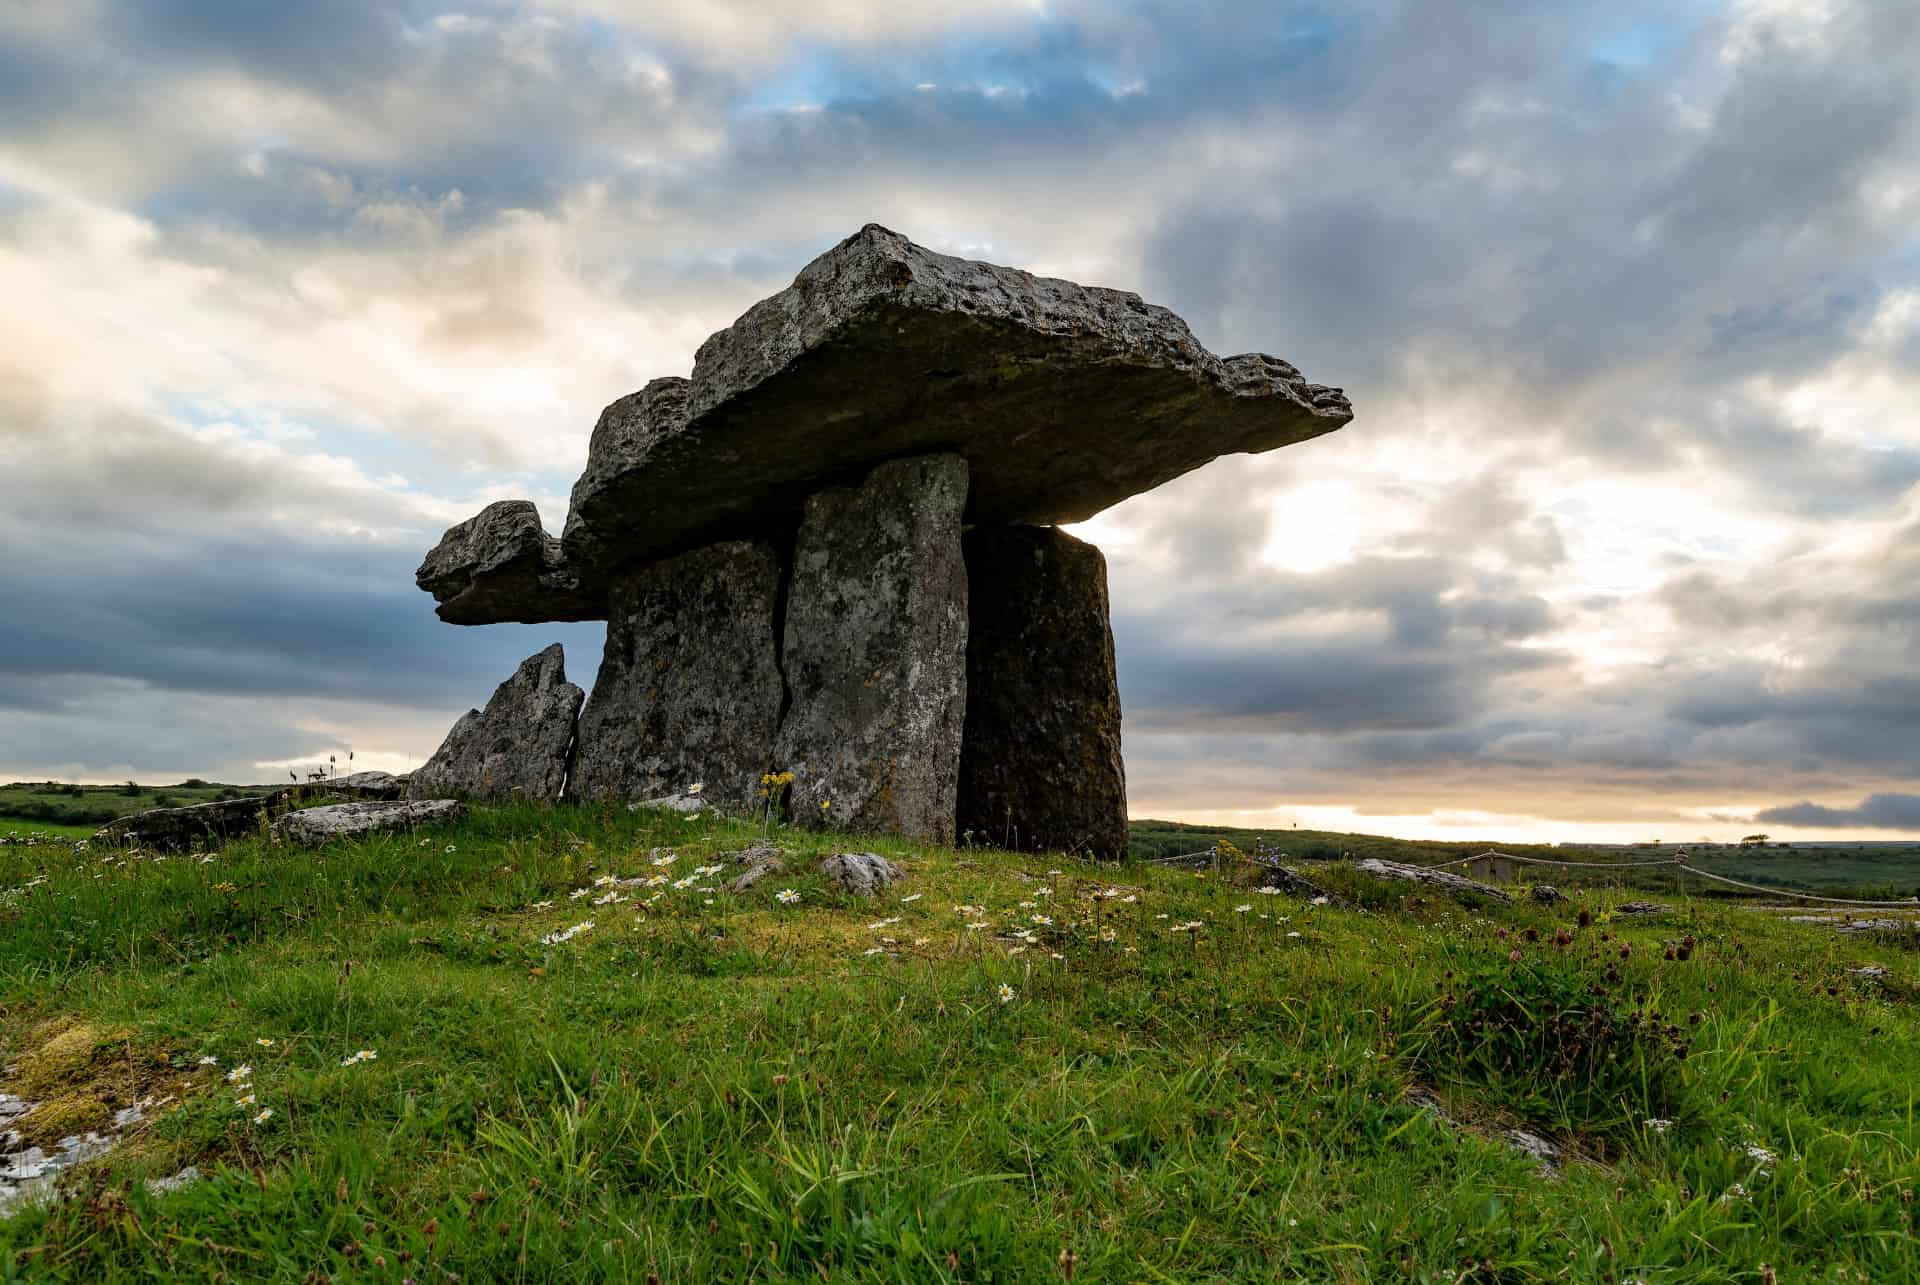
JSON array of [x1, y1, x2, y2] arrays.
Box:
[[956, 525, 1127, 858], [1353, 858, 1512, 903], [570, 541, 785, 812], [420, 224, 1351, 623], [407, 644, 583, 802], [272, 800, 465, 846], [94, 796, 280, 852], [773, 454, 969, 842]]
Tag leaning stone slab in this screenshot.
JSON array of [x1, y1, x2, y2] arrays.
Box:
[[417, 500, 601, 625], [773, 455, 969, 842], [408, 644, 583, 802], [272, 800, 465, 846], [956, 525, 1126, 858], [1353, 858, 1512, 903], [571, 541, 785, 812], [94, 795, 281, 852], [421, 225, 1351, 623]]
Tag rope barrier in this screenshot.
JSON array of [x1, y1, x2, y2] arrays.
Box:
[[1671, 863, 1920, 909], [1414, 849, 1920, 909], [1421, 851, 1688, 871]]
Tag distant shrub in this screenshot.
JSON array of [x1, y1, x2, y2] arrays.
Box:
[[120, 781, 143, 797], [177, 778, 211, 790]]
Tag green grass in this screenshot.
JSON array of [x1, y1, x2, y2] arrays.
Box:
[[1, 804, 1916, 1281]]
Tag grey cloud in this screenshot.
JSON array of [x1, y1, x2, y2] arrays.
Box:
[[1755, 793, 1920, 830]]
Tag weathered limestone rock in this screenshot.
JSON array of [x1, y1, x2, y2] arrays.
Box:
[[94, 795, 281, 852], [1353, 858, 1512, 903], [821, 852, 903, 897], [420, 225, 1351, 623], [408, 645, 584, 802], [417, 500, 599, 625], [731, 858, 786, 894], [315, 771, 407, 800], [571, 542, 784, 812], [773, 455, 968, 841], [956, 526, 1126, 857], [272, 799, 465, 845]]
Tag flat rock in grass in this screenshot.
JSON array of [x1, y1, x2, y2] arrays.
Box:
[[272, 799, 465, 846], [571, 541, 785, 812], [1501, 1129, 1564, 1172], [731, 859, 786, 894], [420, 224, 1351, 623], [1353, 858, 1512, 903], [629, 794, 707, 815], [408, 644, 583, 802], [821, 852, 902, 897], [727, 840, 783, 866], [774, 455, 969, 843], [1529, 884, 1564, 904], [956, 525, 1126, 858], [93, 795, 280, 852], [1614, 900, 1671, 917]]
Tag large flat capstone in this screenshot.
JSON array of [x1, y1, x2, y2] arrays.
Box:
[[774, 454, 969, 842], [956, 526, 1128, 858], [570, 541, 786, 812], [407, 644, 584, 801], [419, 224, 1350, 623]]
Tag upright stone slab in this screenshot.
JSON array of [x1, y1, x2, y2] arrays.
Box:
[[774, 455, 969, 842], [571, 541, 784, 812], [407, 644, 583, 801], [957, 526, 1128, 857]]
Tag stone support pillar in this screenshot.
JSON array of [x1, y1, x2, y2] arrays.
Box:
[[773, 454, 969, 842], [571, 541, 785, 811], [957, 526, 1127, 857]]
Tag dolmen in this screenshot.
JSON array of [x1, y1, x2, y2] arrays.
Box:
[[414, 224, 1352, 856]]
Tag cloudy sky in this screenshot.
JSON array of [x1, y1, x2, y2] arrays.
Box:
[[3, 0, 1917, 842]]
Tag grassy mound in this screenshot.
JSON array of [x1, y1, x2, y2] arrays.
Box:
[[0, 804, 1915, 1280]]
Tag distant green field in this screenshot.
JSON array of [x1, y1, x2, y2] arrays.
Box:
[[0, 780, 276, 829], [1128, 818, 1920, 901]]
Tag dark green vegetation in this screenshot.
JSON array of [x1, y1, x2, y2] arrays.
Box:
[[1, 805, 1915, 1281], [0, 781, 277, 830], [1128, 818, 1920, 900]]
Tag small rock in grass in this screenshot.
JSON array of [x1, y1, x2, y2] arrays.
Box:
[[1529, 885, 1563, 905], [145, 1165, 202, 1196], [1502, 1129, 1563, 1171], [1257, 866, 1329, 900], [821, 852, 902, 897], [731, 860, 786, 894]]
